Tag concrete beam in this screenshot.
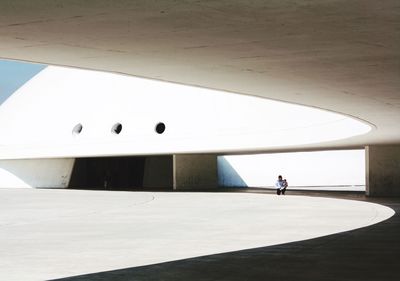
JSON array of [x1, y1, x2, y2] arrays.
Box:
[[366, 145, 400, 196], [173, 154, 217, 190]]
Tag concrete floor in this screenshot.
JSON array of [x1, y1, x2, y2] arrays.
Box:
[[0, 188, 397, 281]]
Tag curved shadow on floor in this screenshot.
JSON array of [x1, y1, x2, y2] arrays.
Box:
[[52, 198, 400, 281]]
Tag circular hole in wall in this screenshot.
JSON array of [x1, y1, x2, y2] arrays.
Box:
[[72, 123, 83, 136], [112, 123, 123, 134], [155, 122, 166, 134]]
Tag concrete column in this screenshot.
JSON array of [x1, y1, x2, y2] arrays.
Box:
[[366, 145, 400, 196], [173, 154, 218, 190]]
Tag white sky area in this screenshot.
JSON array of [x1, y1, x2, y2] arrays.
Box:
[[0, 66, 371, 159], [219, 149, 365, 190]]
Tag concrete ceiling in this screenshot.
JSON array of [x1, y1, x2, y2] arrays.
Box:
[[0, 0, 399, 151]]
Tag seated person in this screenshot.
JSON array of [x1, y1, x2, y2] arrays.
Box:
[[275, 175, 284, 195]]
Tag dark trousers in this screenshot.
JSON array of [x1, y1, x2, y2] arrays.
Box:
[[277, 188, 286, 195]]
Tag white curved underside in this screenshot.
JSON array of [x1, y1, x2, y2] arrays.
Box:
[[0, 66, 370, 159]]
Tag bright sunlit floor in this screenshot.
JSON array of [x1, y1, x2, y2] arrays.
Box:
[[0, 188, 393, 281]]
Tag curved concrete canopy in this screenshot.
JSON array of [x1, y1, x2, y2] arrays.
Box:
[[0, 65, 370, 158], [0, 0, 399, 151]]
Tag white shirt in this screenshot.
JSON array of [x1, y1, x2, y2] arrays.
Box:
[[275, 179, 284, 189]]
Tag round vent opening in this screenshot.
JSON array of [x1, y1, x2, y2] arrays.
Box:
[[112, 123, 123, 134], [72, 123, 83, 136], [155, 122, 166, 134]]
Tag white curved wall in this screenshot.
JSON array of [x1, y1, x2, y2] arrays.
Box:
[[218, 150, 365, 189], [0, 159, 74, 188], [0, 66, 370, 159]]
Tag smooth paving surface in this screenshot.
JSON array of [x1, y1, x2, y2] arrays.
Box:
[[0, 188, 395, 281], [58, 196, 400, 281]]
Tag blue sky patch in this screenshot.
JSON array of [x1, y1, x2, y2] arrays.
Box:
[[0, 60, 47, 105]]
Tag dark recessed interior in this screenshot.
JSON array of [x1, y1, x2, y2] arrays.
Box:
[[69, 157, 146, 190], [68, 156, 173, 190]]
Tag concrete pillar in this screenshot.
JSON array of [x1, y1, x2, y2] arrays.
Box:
[[366, 145, 400, 196], [173, 154, 218, 190]]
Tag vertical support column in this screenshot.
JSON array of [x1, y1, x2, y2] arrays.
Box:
[[366, 145, 400, 196], [173, 154, 218, 190]]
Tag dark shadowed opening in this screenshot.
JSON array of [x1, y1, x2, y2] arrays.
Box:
[[69, 156, 173, 190], [69, 157, 145, 190]]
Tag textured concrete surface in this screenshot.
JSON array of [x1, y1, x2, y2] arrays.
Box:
[[0, 158, 74, 188], [0, 1, 399, 149], [56, 194, 400, 281], [366, 145, 400, 196], [173, 154, 217, 189], [0, 188, 394, 280]]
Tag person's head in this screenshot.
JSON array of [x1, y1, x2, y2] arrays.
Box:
[[278, 175, 282, 180]]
